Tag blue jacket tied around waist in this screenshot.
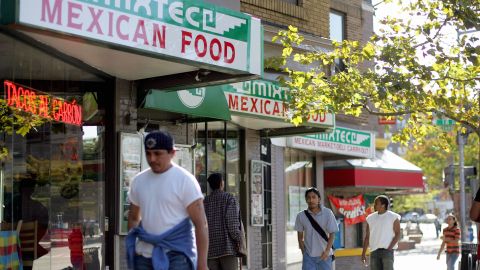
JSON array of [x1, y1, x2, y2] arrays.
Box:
[[126, 218, 197, 270]]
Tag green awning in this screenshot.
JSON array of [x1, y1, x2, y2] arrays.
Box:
[[143, 87, 231, 121]]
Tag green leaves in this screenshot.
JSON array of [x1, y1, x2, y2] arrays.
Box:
[[0, 100, 46, 161], [271, 0, 480, 150]]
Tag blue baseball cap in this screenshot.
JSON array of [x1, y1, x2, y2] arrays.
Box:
[[144, 131, 174, 151]]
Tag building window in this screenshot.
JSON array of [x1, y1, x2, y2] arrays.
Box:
[[330, 10, 345, 42], [330, 10, 346, 72]]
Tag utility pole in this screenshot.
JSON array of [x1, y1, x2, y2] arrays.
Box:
[[458, 131, 467, 242]]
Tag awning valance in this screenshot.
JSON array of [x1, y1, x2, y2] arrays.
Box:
[[143, 87, 231, 121], [324, 150, 424, 191]]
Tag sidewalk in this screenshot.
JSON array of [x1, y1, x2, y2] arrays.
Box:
[[395, 223, 475, 270]]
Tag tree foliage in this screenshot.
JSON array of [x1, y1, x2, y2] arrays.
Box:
[[269, 0, 480, 152], [0, 100, 44, 161], [391, 133, 478, 213]]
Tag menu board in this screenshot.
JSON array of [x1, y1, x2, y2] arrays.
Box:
[[118, 132, 143, 235]]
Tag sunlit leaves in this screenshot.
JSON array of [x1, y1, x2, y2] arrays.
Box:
[[270, 0, 479, 151], [0, 100, 45, 161]]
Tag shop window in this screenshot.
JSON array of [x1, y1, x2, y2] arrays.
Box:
[[194, 122, 241, 198], [0, 33, 108, 269], [284, 148, 314, 265], [330, 10, 346, 73]]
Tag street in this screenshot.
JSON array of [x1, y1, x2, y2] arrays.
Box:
[[395, 223, 476, 270]]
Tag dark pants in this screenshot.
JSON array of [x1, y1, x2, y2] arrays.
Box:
[[134, 251, 192, 270], [370, 249, 394, 270], [207, 255, 239, 270]]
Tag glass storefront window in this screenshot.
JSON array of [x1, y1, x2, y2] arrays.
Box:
[[0, 32, 107, 269], [2, 122, 105, 269], [284, 148, 314, 265], [194, 122, 241, 198]]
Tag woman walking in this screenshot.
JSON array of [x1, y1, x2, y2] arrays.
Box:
[[436, 214, 461, 270]]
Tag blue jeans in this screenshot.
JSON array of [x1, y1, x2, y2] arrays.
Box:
[[134, 251, 193, 270], [302, 253, 333, 270], [446, 253, 459, 270], [370, 249, 394, 270]]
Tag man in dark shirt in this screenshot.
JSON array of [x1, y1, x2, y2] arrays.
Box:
[[204, 173, 242, 270]]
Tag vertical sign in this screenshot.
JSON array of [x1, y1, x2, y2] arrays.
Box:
[[251, 160, 264, 226], [119, 132, 143, 235]]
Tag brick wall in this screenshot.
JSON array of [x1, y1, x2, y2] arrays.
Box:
[[244, 129, 263, 269], [272, 144, 287, 269], [241, 0, 329, 38]]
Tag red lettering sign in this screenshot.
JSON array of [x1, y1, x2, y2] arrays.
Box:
[[3, 80, 82, 126], [328, 195, 367, 225], [378, 116, 396, 125]]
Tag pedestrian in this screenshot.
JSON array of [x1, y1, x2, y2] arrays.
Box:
[[470, 187, 480, 263], [126, 131, 208, 270], [204, 173, 242, 270], [294, 187, 338, 270], [434, 218, 442, 238], [436, 214, 461, 270], [361, 195, 401, 270]]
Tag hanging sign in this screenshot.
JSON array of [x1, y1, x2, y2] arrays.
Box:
[[287, 127, 374, 158], [328, 195, 367, 225], [3, 80, 82, 126], [15, 0, 262, 75]]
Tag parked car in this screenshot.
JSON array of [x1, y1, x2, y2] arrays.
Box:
[[418, 213, 438, 223], [401, 212, 420, 223]]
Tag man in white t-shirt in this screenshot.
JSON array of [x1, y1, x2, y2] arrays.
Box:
[[127, 131, 208, 270], [361, 195, 401, 270]]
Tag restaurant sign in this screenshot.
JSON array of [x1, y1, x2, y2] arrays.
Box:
[[3, 80, 82, 126], [221, 80, 334, 128], [287, 127, 374, 158], [13, 0, 262, 75]]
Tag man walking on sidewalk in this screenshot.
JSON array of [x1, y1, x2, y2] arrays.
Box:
[[295, 187, 338, 270], [204, 173, 243, 270], [126, 131, 208, 270], [361, 195, 401, 270]]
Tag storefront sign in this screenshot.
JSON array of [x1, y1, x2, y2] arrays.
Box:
[[3, 80, 82, 126], [287, 127, 374, 158], [328, 195, 367, 225], [16, 0, 262, 75], [378, 116, 396, 125], [223, 80, 334, 128]]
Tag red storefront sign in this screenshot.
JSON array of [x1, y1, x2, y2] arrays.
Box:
[[328, 195, 367, 225], [378, 116, 396, 125], [3, 80, 82, 126]]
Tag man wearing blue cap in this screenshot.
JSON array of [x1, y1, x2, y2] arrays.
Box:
[[126, 131, 208, 270]]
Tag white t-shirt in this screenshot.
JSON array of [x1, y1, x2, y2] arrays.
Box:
[[366, 210, 401, 251], [128, 163, 203, 257]]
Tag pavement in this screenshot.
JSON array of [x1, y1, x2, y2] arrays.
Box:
[[395, 223, 476, 270]]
